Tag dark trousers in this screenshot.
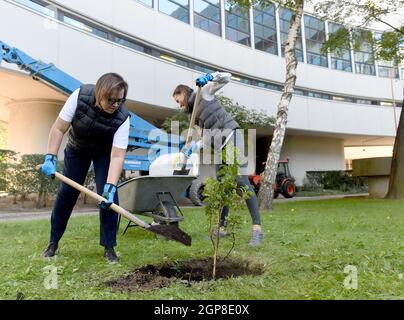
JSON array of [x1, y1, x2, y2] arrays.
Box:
[[219, 129, 261, 227], [220, 175, 261, 227], [50, 147, 119, 248]]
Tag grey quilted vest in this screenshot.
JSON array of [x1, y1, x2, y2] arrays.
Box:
[[188, 92, 240, 150]]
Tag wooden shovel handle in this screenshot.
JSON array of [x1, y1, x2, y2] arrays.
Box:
[[55, 172, 149, 228], [36, 165, 149, 229], [185, 86, 202, 146]]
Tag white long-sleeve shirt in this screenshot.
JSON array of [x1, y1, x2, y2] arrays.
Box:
[[201, 71, 232, 101], [197, 71, 234, 150], [59, 88, 130, 149]]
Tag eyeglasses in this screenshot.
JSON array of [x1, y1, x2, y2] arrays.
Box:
[[108, 98, 126, 106]]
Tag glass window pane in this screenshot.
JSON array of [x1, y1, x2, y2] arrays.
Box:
[[136, 0, 153, 7], [15, 0, 56, 17], [304, 15, 328, 67], [253, 3, 278, 55], [352, 29, 376, 75], [279, 7, 303, 61], [63, 15, 108, 39], [225, 1, 251, 46], [159, 0, 189, 23]]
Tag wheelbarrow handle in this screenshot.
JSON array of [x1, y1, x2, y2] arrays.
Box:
[[36, 165, 150, 229]]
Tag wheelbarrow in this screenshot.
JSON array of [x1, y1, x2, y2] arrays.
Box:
[[117, 175, 196, 235]]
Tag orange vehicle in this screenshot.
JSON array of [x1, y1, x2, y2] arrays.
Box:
[[248, 159, 296, 199]]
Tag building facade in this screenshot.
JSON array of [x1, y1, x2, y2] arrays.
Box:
[[0, 0, 403, 185]]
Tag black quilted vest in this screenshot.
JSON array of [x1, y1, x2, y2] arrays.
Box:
[[67, 84, 130, 155]]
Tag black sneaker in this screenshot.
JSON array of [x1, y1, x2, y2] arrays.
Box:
[[104, 247, 119, 263], [43, 242, 58, 258]]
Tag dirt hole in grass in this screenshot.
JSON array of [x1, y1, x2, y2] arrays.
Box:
[[106, 257, 265, 292]]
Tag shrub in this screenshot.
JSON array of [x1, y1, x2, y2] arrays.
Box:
[[303, 170, 368, 192]]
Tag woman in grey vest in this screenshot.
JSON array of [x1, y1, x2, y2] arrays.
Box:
[[40, 73, 130, 263], [172, 72, 264, 246]]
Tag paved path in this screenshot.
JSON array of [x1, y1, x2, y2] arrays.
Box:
[[0, 208, 99, 223], [0, 193, 369, 223]]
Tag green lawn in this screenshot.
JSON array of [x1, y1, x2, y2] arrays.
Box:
[[0, 198, 402, 300]]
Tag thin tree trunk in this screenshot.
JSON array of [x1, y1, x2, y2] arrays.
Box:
[[212, 211, 221, 281], [385, 98, 404, 199], [258, 0, 304, 210]]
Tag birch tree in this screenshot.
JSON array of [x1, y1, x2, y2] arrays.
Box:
[[228, 0, 305, 209]]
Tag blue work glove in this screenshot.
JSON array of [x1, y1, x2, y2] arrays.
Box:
[[99, 183, 117, 210], [181, 141, 201, 158], [40, 154, 57, 179], [195, 73, 214, 87]]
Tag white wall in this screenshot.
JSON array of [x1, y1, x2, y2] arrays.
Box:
[[280, 135, 346, 185], [0, 104, 10, 123], [8, 101, 64, 156]]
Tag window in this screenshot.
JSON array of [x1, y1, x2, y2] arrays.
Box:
[[308, 91, 331, 100], [253, 3, 278, 55], [328, 23, 352, 72], [194, 0, 221, 36], [304, 15, 328, 67], [225, 2, 251, 46], [115, 37, 146, 53], [63, 15, 108, 39], [14, 0, 56, 17], [279, 8, 303, 61], [353, 29, 376, 75], [159, 0, 189, 23], [374, 32, 399, 78], [378, 63, 400, 78], [136, 0, 153, 7]]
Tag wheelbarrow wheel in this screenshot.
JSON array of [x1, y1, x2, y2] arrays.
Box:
[[189, 180, 206, 206]]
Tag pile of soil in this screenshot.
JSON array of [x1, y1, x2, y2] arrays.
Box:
[[106, 257, 265, 292]]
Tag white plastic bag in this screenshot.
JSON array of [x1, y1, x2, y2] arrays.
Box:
[[149, 152, 200, 176]]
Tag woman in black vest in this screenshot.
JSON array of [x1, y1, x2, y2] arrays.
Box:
[[172, 72, 264, 247], [40, 73, 130, 263]]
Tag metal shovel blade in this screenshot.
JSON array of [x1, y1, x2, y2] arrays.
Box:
[[173, 168, 190, 175], [148, 224, 192, 246]]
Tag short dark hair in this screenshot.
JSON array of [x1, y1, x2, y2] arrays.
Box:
[[95, 73, 128, 107]]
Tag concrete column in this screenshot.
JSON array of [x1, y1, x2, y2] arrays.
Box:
[[324, 21, 332, 69], [220, 0, 226, 39], [249, 6, 254, 50], [7, 100, 66, 157], [300, 14, 307, 64]]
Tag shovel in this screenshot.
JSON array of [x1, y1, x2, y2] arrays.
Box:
[[37, 167, 191, 246], [173, 86, 202, 175]]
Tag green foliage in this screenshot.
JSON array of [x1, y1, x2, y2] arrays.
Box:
[[0, 149, 17, 191], [161, 111, 190, 134], [303, 170, 368, 192], [0, 152, 62, 208], [0, 122, 7, 150], [316, 0, 404, 64], [0, 198, 403, 299], [218, 96, 275, 130], [161, 96, 275, 137], [375, 29, 404, 62], [17, 154, 62, 208], [202, 145, 253, 278]]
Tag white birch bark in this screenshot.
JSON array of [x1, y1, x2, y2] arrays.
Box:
[[258, 0, 305, 209]]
